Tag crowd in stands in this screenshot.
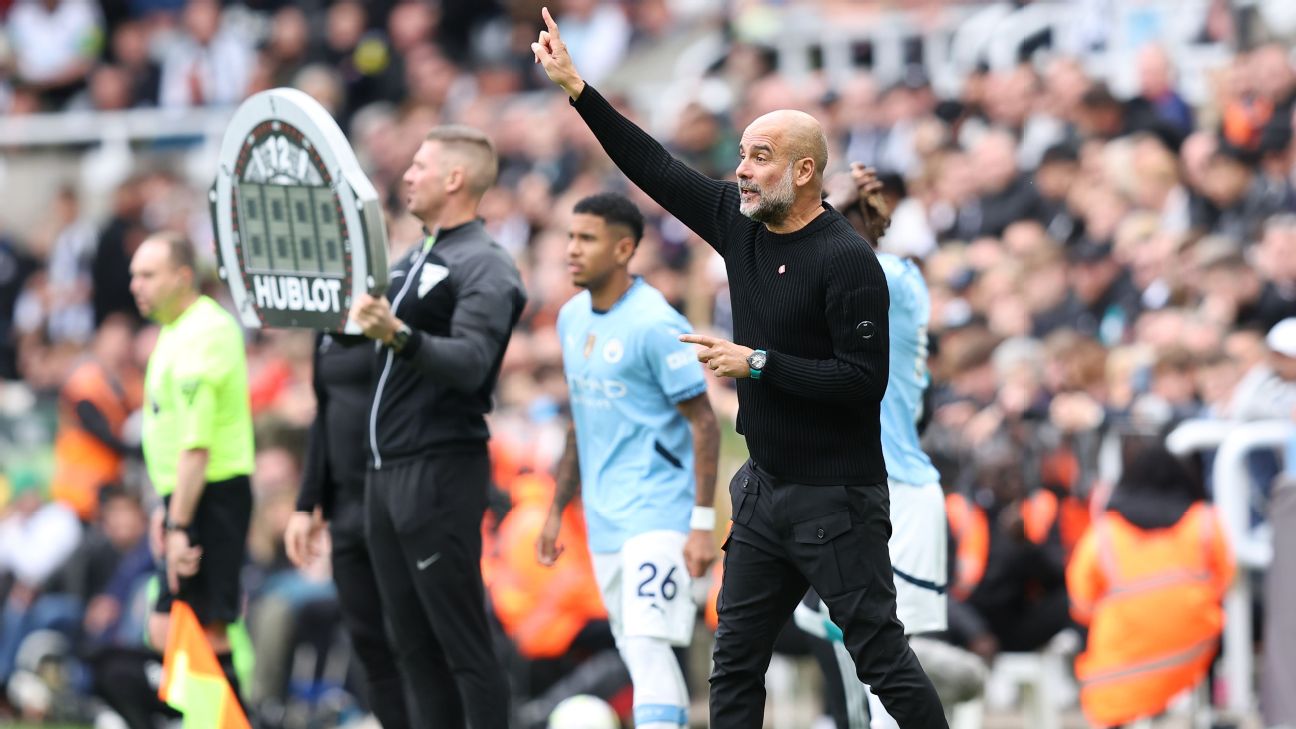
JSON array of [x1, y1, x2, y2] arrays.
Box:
[[1, 0, 1295, 726]]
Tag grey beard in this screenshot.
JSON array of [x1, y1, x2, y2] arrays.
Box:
[[740, 163, 797, 225], [743, 196, 793, 224]]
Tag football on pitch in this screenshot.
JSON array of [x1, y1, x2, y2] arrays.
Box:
[[547, 694, 621, 729]]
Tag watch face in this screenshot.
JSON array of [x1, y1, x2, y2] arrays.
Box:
[[750, 351, 767, 369], [212, 88, 389, 333]]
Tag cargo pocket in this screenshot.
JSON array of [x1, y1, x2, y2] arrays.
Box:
[[728, 468, 759, 525], [793, 510, 866, 597]]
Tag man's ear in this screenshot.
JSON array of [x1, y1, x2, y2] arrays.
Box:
[[616, 236, 637, 265], [795, 157, 817, 187], [445, 166, 467, 194]]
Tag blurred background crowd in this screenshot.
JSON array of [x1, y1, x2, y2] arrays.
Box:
[[2, 0, 1296, 727]]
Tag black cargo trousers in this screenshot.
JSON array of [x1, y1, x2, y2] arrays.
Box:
[[710, 460, 948, 728], [365, 448, 509, 729]]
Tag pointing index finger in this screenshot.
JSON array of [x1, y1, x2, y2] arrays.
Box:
[[542, 6, 559, 36], [679, 333, 717, 347]]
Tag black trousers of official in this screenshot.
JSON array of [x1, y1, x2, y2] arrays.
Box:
[[365, 451, 510, 729], [331, 526, 413, 729], [710, 461, 948, 729]]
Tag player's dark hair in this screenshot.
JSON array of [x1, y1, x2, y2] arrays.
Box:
[[573, 193, 645, 246]]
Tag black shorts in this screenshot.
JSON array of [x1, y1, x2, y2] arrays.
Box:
[[154, 475, 252, 625]]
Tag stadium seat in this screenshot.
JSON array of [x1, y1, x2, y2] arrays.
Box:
[[983, 629, 1080, 729]]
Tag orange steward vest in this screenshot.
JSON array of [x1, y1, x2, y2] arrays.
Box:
[[1067, 503, 1234, 727], [51, 360, 139, 520]]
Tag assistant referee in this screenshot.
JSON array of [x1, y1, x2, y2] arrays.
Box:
[[132, 231, 254, 701], [350, 125, 526, 729], [534, 9, 946, 728]]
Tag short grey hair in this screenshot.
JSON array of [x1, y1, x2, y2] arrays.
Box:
[[425, 124, 499, 197]]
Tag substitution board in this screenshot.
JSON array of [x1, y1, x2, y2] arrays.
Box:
[[210, 88, 388, 332]]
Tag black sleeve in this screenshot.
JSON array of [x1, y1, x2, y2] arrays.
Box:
[[296, 336, 331, 515], [73, 400, 134, 456], [572, 85, 741, 256], [762, 242, 890, 402], [398, 248, 524, 392]]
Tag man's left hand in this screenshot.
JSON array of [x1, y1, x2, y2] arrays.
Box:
[[165, 529, 203, 593], [680, 334, 754, 379], [683, 529, 716, 578], [350, 294, 400, 344]]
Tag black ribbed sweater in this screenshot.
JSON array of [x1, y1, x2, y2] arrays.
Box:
[[574, 86, 891, 485]]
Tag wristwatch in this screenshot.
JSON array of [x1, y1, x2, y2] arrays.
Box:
[[747, 349, 768, 380], [389, 323, 413, 353], [165, 517, 197, 541]]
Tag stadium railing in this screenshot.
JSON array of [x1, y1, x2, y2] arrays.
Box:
[[0, 106, 234, 148], [756, 0, 1230, 102], [1166, 417, 1293, 718]]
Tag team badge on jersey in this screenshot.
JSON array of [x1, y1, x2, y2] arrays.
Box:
[[603, 338, 624, 364]]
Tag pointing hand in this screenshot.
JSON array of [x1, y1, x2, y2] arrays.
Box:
[[532, 6, 586, 100], [680, 333, 755, 380]]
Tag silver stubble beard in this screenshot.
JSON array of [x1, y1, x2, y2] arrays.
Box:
[[739, 162, 796, 225]]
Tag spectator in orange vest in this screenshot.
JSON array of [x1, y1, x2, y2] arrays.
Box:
[[50, 314, 142, 521], [945, 440, 1072, 662], [489, 472, 608, 661], [944, 491, 988, 607], [1067, 444, 1234, 728], [1034, 445, 1092, 559], [489, 472, 626, 724]]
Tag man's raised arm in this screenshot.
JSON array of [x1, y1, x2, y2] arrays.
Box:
[[532, 6, 739, 255]]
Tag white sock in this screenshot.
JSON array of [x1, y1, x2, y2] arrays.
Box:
[[619, 635, 688, 728]]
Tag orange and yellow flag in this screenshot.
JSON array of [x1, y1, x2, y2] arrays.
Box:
[[158, 601, 251, 729]]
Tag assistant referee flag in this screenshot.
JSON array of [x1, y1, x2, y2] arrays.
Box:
[[159, 600, 251, 729]]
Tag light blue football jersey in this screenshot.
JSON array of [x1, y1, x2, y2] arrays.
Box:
[[558, 278, 708, 553], [877, 253, 941, 486]]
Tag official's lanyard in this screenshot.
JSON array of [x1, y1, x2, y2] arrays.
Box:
[[422, 230, 439, 254]]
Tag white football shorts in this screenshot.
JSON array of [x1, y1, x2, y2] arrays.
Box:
[[592, 530, 695, 647], [887, 480, 948, 635]]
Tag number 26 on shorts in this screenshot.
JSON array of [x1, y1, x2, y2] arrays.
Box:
[[636, 562, 679, 601]]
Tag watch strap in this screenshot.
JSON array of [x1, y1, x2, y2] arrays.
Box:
[[166, 518, 197, 541], [391, 323, 412, 353], [749, 349, 767, 380]]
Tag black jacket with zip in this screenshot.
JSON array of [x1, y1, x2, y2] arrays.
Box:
[[367, 219, 526, 469]]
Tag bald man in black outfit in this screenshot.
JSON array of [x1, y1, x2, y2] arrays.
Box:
[[534, 9, 948, 728]]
